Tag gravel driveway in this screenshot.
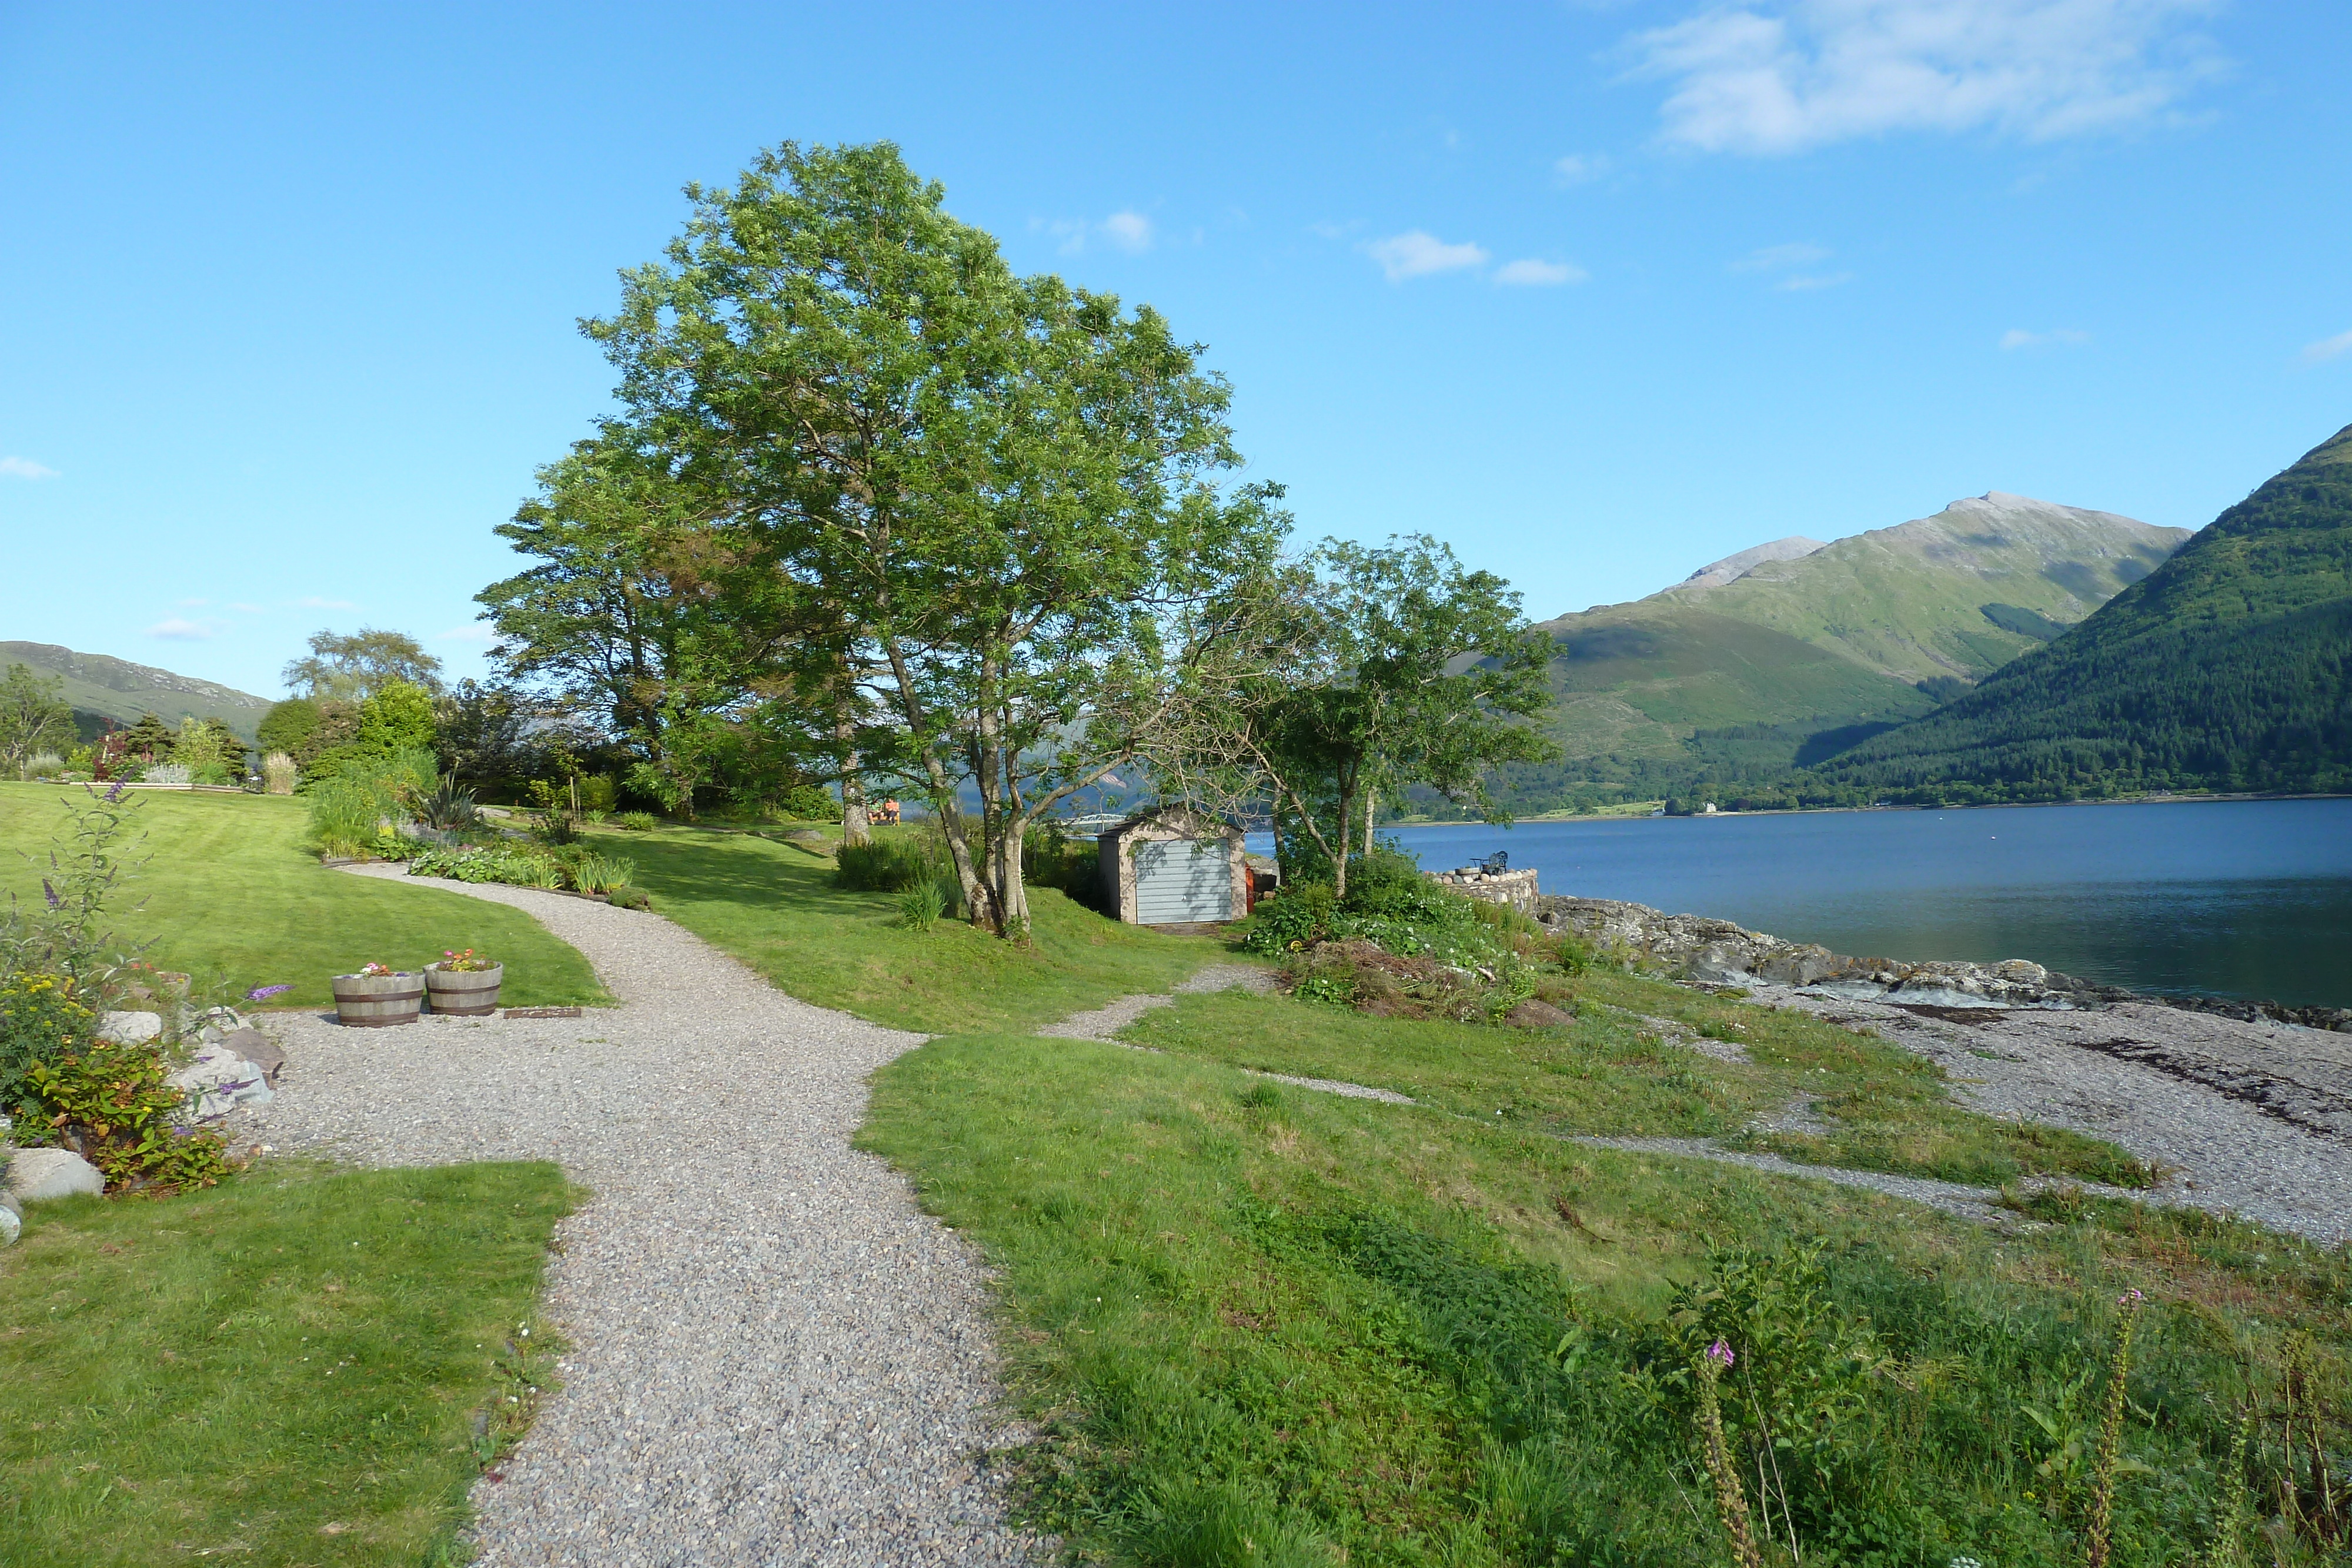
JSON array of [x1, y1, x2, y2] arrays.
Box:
[[241, 868, 1040, 1567]]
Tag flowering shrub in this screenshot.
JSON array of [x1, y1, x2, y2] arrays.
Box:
[[22, 1037, 229, 1193], [0, 972, 97, 1126], [436, 948, 496, 973]]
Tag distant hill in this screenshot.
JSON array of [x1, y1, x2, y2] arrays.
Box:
[[1485, 494, 2190, 812], [0, 642, 276, 741], [1811, 422, 2352, 801]]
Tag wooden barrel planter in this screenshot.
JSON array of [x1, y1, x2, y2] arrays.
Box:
[[331, 971, 425, 1028], [424, 963, 504, 1017]]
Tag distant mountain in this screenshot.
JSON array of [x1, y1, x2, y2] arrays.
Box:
[[1812, 422, 2352, 801], [0, 642, 276, 741], [1488, 494, 2190, 811]]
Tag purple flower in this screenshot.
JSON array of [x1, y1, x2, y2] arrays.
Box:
[[41, 879, 59, 911], [1706, 1339, 1735, 1369], [246, 983, 294, 1002], [2118, 1288, 2144, 1309], [103, 780, 128, 804]]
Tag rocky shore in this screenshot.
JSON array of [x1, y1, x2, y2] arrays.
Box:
[[1536, 894, 2352, 1244], [1537, 894, 2352, 1031]]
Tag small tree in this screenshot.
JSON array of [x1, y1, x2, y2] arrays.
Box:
[[256, 697, 325, 763], [0, 664, 75, 780], [1160, 536, 1557, 897]]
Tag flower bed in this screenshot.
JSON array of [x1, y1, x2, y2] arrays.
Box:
[[405, 844, 641, 901]]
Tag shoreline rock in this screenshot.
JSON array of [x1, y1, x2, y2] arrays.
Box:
[[1536, 894, 2352, 1033]]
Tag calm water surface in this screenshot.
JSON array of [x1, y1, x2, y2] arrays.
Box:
[[1259, 800, 2352, 1008]]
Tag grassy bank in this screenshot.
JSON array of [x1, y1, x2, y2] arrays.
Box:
[[0, 1161, 576, 1566], [600, 820, 1222, 1032], [863, 972, 2346, 1564], [0, 784, 606, 1009]]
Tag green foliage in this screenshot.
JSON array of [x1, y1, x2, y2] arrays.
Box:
[[281, 627, 445, 703], [1240, 881, 1338, 955], [22, 1037, 230, 1193], [572, 854, 636, 894], [0, 782, 151, 999], [606, 884, 652, 910], [0, 663, 76, 780], [254, 696, 324, 762], [0, 1161, 574, 1562], [0, 971, 95, 1127], [1815, 422, 2352, 801], [834, 834, 951, 894], [407, 845, 562, 886], [613, 810, 657, 831], [776, 783, 836, 820], [1021, 825, 1101, 910], [305, 774, 395, 857], [894, 878, 948, 931]]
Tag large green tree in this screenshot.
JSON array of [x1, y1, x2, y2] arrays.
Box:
[[0, 664, 75, 779], [586, 141, 1288, 932]]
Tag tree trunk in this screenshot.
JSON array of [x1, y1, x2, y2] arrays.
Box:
[[836, 714, 870, 847], [1362, 787, 1377, 864]]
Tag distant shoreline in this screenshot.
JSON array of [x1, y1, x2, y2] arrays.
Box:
[[1386, 790, 2352, 828]]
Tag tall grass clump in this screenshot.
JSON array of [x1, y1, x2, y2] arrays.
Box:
[[260, 751, 297, 795], [834, 834, 948, 893], [305, 775, 387, 857]]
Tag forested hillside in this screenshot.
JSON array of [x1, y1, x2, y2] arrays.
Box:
[[1810, 421, 2352, 802]]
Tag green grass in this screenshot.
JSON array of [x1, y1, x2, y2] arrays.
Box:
[[0, 784, 606, 1009], [0, 1161, 577, 1566], [601, 820, 1224, 1032], [1122, 970, 2152, 1189], [863, 1024, 2350, 1567]]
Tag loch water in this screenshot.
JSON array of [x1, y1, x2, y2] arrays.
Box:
[[1321, 799, 2352, 1009]]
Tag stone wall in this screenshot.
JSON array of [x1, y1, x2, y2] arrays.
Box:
[[1427, 865, 1540, 915]]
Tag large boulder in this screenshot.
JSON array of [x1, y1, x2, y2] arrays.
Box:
[[97, 1010, 165, 1045], [6, 1147, 105, 1201]]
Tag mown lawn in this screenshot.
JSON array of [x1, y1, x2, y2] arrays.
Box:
[[600, 820, 1224, 1032], [0, 784, 605, 1009], [862, 966, 2348, 1566], [0, 1161, 576, 1566]]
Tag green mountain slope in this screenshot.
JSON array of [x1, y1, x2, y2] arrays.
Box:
[[1659, 492, 2188, 683], [0, 641, 276, 740], [1812, 421, 2352, 801], [1484, 495, 2189, 811]]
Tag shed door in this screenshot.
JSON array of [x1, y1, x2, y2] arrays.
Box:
[[1132, 838, 1232, 923]]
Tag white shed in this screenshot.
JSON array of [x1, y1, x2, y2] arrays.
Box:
[[1096, 806, 1250, 928]]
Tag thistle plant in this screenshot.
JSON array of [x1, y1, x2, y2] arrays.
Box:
[[2085, 1289, 2144, 1568], [1694, 1339, 1765, 1568]]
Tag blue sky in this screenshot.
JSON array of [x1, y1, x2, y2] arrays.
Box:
[[3, 1, 2348, 700]]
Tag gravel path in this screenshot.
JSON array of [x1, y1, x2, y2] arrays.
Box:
[[243, 868, 1040, 1567]]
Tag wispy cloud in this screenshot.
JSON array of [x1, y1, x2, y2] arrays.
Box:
[[1624, 0, 2222, 156], [179, 597, 210, 608], [1552, 152, 1613, 185], [1039, 210, 1156, 256], [2302, 328, 2352, 363], [145, 618, 212, 641], [2000, 327, 2092, 348], [298, 596, 358, 611], [1495, 258, 1590, 286], [1779, 271, 1854, 290], [434, 626, 499, 647], [1365, 230, 1491, 282], [0, 456, 59, 480], [1732, 241, 1832, 272]]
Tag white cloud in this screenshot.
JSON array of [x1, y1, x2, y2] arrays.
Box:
[[2302, 328, 2352, 363], [1625, 0, 2221, 156], [298, 596, 359, 610], [1101, 210, 1154, 253], [229, 601, 264, 614], [1778, 271, 1855, 290], [1732, 240, 1833, 271], [145, 618, 211, 640], [1495, 258, 1590, 286], [0, 456, 59, 480], [435, 626, 499, 647], [1041, 210, 1156, 256], [1366, 230, 1491, 282], [1553, 152, 1614, 185], [2000, 326, 2092, 347]]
